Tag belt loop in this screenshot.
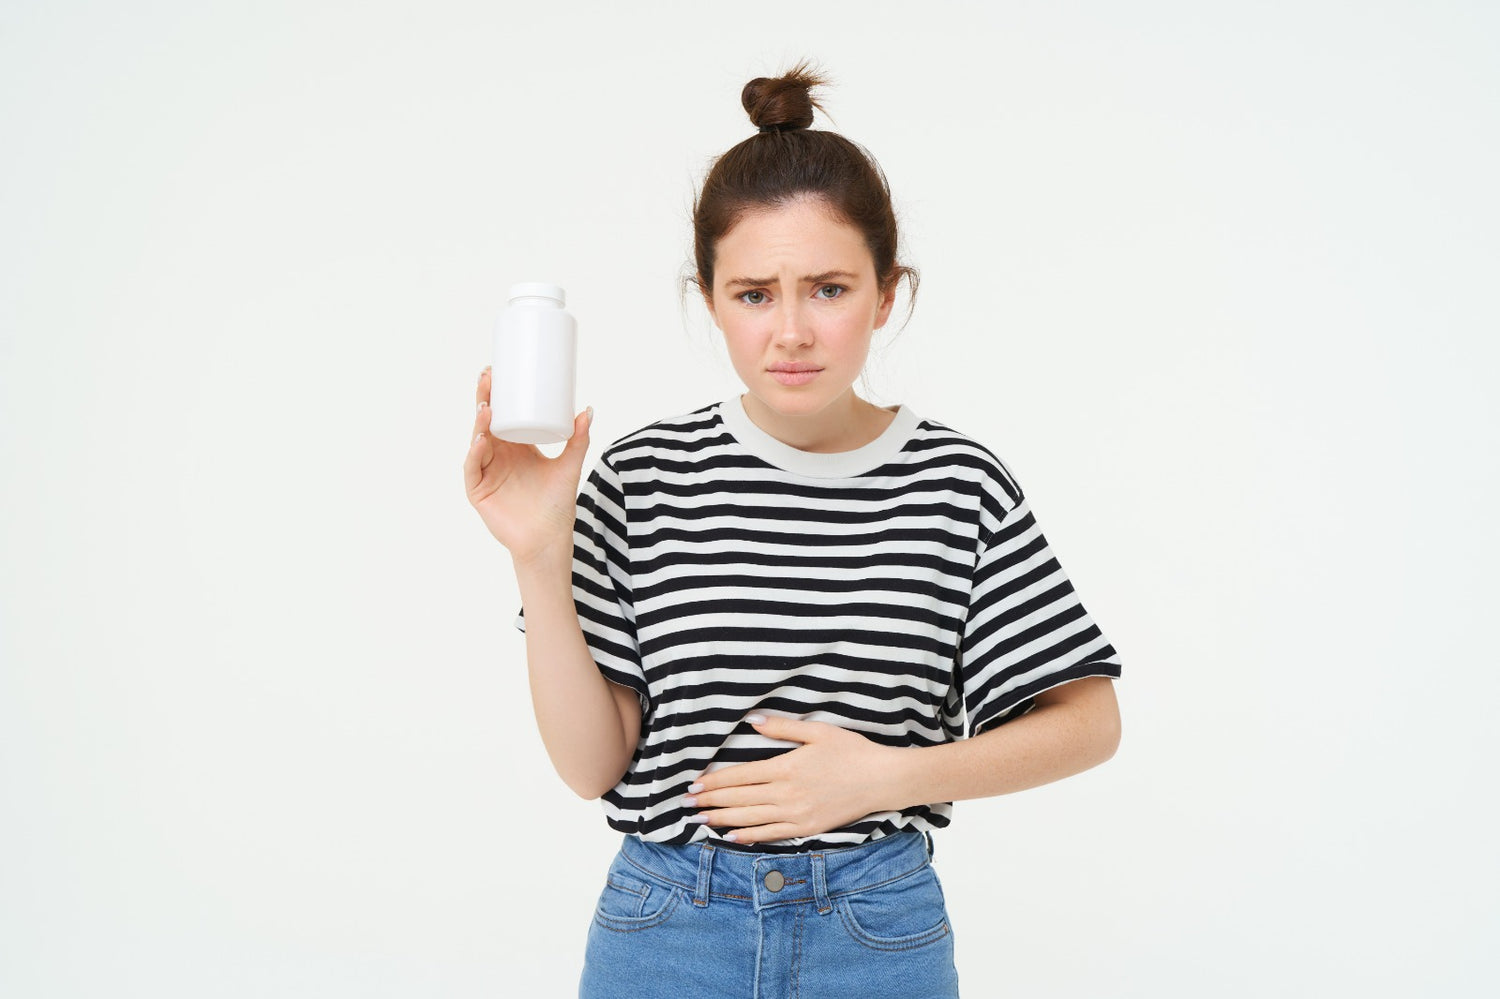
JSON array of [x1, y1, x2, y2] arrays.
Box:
[[694, 843, 715, 907], [811, 853, 832, 915], [924, 830, 935, 860]]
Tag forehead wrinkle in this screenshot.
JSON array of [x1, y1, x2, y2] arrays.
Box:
[[722, 270, 859, 290], [713, 197, 876, 291]]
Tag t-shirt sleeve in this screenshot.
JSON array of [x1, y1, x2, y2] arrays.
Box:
[[956, 485, 1122, 739], [512, 453, 647, 712]]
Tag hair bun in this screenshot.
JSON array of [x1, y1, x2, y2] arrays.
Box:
[[741, 61, 829, 133]]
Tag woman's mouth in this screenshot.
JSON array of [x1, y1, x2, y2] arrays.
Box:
[[769, 366, 822, 386]]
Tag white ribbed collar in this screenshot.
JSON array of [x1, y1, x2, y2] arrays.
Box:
[[717, 393, 920, 478]]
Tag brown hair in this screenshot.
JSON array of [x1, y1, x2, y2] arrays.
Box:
[[690, 61, 918, 318]]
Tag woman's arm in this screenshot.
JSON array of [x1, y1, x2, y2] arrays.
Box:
[[467, 379, 634, 799], [886, 675, 1121, 809], [515, 549, 641, 800], [685, 676, 1120, 844]]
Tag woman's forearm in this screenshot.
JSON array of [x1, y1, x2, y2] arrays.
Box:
[[514, 550, 634, 799], [886, 690, 1122, 809], [678, 680, 1121, 844]]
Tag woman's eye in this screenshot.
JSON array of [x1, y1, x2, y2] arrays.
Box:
[[816, 284, 844, 299], [739, 290, 767, 305]]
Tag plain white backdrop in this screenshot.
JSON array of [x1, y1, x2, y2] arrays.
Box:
[[2, 1, 1496, 995]]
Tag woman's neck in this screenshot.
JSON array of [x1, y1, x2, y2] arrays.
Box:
[[738, 391, 896, 454]]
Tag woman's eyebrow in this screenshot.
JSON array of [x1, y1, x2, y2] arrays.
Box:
[[724, 276, 775, 290], [723, 270, 860, 290]]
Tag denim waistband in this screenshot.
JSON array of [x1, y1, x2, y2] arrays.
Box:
[[616, 830, 934, 913]]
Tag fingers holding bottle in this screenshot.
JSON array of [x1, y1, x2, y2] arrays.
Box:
[[471, 364, 497, 447], [470, 282, 581, 560], [466, 366, 504, 486], [465, 364, 596, 560], [467, 365, 527, 496]]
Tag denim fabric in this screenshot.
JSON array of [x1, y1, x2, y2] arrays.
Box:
[[580, 829, 961, 998]]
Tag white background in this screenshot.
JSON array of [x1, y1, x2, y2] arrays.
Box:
[[2, 1, 1496, 995]]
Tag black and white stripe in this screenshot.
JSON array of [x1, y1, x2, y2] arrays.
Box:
[[515, 396, 1121, 852]]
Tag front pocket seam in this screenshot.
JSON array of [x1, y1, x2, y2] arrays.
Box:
[[834, 897, 950, 952], [602, 873, 650, 918], [605, 874, 649, 898], [593, 884, 682, 933]]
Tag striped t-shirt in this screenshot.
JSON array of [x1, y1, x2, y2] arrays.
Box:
[[514, 393, 1122, 852]]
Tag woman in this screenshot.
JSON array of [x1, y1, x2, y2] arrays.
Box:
[[464, 63, 1123, 998]]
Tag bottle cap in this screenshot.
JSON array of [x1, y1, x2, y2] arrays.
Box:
[[508, 282, 566, 306]]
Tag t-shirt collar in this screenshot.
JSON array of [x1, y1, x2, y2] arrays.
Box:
[[717, 393, 920, 478]]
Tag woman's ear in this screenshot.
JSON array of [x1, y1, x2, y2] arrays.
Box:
[[699, 279, 720, 329], [873, 279, 898, 330]]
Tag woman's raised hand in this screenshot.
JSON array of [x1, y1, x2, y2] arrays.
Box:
[[464, 366, 593, 567]]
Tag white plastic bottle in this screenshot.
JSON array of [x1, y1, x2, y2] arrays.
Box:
[[488, 282, 577, 444]]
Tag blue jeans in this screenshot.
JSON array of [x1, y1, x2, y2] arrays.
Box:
[[580, 829, 961, 998]]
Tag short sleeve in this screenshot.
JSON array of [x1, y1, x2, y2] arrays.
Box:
[[956, 491, 1121, 738], [513, 453, 648, 713]]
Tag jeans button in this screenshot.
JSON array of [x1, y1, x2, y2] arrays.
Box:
[[764, 870, 785, 892]]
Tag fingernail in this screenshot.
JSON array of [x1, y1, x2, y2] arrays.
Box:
[[682, 796, 697, 807], [477, 400, 485, 411], [688, 783, 704, 794], [747, 713, 766, 725], [724, 833, 738, 842], [473, 433, 484, 444], [689, 814, 710, 824], [586, 405, 594, 422]]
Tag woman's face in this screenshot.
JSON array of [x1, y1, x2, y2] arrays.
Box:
[[704, 196, 896, 423]]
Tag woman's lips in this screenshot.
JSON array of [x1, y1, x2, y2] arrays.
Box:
[[770, 368, 821, 386]]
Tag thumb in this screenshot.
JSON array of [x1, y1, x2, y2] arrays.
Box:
[[562, 405, 594, 463]]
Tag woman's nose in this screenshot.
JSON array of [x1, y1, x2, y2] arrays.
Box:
[[776, 302, 813, 345]]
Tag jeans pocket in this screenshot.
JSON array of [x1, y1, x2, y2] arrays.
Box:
[[835, 865, 952, 952], [593, 863, 682, 933]]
